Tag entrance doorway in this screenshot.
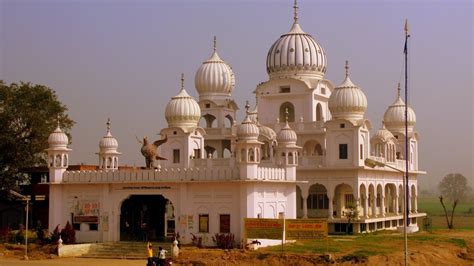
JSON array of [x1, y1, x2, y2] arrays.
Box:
[[120, 195, 174, 241]]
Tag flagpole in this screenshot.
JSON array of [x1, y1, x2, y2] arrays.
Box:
[[403, 19, 410, 266]]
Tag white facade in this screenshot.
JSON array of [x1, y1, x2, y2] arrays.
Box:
[[47, 2, 425, 245]]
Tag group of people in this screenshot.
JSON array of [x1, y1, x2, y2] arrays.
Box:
[[147, 242, 168, 266]]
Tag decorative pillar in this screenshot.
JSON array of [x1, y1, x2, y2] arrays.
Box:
[[363, 195, 369, 218], [414, 196, 418, 213], [381, 196, 386, 217], [372, 195, 377, 217], [395, 193, 399, 215], [301, 189, 309, 219], [328, 195, 334, 219]]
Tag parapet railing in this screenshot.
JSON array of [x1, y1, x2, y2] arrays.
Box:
[[62, 167, 240, 183], [256, 167, 286, 181]]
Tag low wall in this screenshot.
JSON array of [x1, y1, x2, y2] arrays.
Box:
[[58, 243, 93, 257]]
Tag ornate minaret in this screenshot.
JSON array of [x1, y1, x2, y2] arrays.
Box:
[[97, 118, 121, 171]]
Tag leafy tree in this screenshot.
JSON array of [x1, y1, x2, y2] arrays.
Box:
[[344, 203, 359, 234], [0, 81, 74, 194], [438, 173, 471, 202]]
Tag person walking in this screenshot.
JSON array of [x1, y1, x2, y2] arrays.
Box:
[[158, 246, 167, 266], [146, 242, 154, 266]]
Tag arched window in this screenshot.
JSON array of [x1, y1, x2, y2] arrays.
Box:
[[55, 154, 61, 167], [240, 148, 246, 162], [288, 152, 294, 164], [249, 148, 255, 162], [63, 154, 68, 167], [203, 114, 217, 128], [225, 114, 233, 128], [108, 157, 113, 168], [316, 103, 323, 122], [315, 144, 323, 156], [279, 102, 295, 122], [114, 157, 118, 169]]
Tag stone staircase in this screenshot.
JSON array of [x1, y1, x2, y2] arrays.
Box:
[[80, 241, 171, 259]]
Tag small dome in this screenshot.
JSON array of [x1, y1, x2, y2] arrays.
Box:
[[237, 116, 259, 140], [48, 124, 68, 148], [277, 122, 297, 144], [372, 122, 395, 142], [328, 61, 367, 121], [195, 37, 235, 97], [99, 119, 119, 152], [165, 74, 202, 131], [383, 86, 416, 132], [259, 124, 277, 141], [266, 3, 326, 79]]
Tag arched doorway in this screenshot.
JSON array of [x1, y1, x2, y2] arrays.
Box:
[[120, 195, 174, 241]]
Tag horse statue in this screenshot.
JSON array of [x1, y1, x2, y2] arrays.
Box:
[[136, 135, 168, 169]]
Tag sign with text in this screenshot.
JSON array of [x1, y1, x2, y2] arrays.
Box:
[[285, 219, 328, 240], [244, 218, 284, 240]]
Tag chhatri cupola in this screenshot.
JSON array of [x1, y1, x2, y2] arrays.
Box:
[[328, 61, 368, 122], [165, 73, 202, 132], [383, 83, 417, 133], [266, 0, 327, 80], [195, 36, 235, 100]]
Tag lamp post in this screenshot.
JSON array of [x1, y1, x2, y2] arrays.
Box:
[[364, 158, 408, 266]]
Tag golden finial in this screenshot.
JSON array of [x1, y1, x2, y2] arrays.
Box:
[[285, 108, 289, 123], [213, 36, 217, 52], [397, 82, 401, 98], [404, 19, 409, 33], [293, 0, 299, 23], [245, 100, 250, 113], [106, 118, 111, 132], [56, 114, 60, 129], [345, 60, 349, 77], [180, 73, 185, 91]]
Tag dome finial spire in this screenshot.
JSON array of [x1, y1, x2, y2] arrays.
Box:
[[106, 118, 111, 133], [293, 0, 299, 23], [56, 114, 60, 129], [180, 73, 185, 91], [245, 100, 250, 114], [285, 108, 289, 123], [397, 82, 401, 98], [213, 36, 217, 52], [345, 60, 350, 78]]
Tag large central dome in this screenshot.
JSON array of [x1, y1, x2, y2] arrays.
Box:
[[266, 2, 327, 80]]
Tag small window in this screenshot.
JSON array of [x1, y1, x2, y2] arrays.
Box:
[[279, 86, 290, 93], [199, 214, 209, 233], [219, 214, 230, 233], [340, 123, 345, 128], [339, 144, 348, 159], [193, 149, 201, 159], [321, 87, 326, 95], [89, 223, 98, 231], [173, 149, 180, 163], [395, 135, 399, 139], [173, 131, 177, 135], [360, 144, 363, 160], [205, 103, 211, 108]]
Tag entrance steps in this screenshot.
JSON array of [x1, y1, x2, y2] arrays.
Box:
[[79, 241, 171, 259]]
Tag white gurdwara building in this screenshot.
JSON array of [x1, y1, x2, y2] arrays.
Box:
[[47, 3, 425, 245]]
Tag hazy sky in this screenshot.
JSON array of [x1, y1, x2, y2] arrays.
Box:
[[1, 0, 472, 189]]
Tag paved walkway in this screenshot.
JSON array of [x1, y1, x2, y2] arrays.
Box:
[[0, 258, 147, 266]]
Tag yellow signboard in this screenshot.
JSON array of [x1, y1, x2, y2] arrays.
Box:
[[244, 218, 284, 240], [285, 219, 328, 240]]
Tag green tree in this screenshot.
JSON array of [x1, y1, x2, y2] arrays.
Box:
[[0, 81, 74, 193], [438, 173, 471, 202], [344, 203, 359, 234]]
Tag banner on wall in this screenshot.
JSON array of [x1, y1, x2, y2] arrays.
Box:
[[285, 219, 328, 240], [244, 218, 284, 240], [73, 200, 100, 224]]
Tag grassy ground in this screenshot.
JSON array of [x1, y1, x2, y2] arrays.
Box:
[[417, 197, 474, 230]]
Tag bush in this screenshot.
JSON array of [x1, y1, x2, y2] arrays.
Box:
[[190, 233, 203, 248], [212, 233, 235, 249], [46, 225, 61, 244], [60, 221, 76, 244]]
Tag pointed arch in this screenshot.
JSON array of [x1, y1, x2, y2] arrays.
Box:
[[279, 102, 295, 122]]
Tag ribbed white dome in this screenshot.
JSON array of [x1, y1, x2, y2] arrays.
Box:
[[372, 123, 395, 142], [99, 120, 118, 152], [277, 122, 297, 144], [384, 95, 416, 132], [195, 39, 235, 97], [328, 62, 367, 121], [165, 76, 201, 131], [266, 20, 327, 79], [48, 125, 69, 148], [237, 116, 259, 140], [259, 124, 277, 141]]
